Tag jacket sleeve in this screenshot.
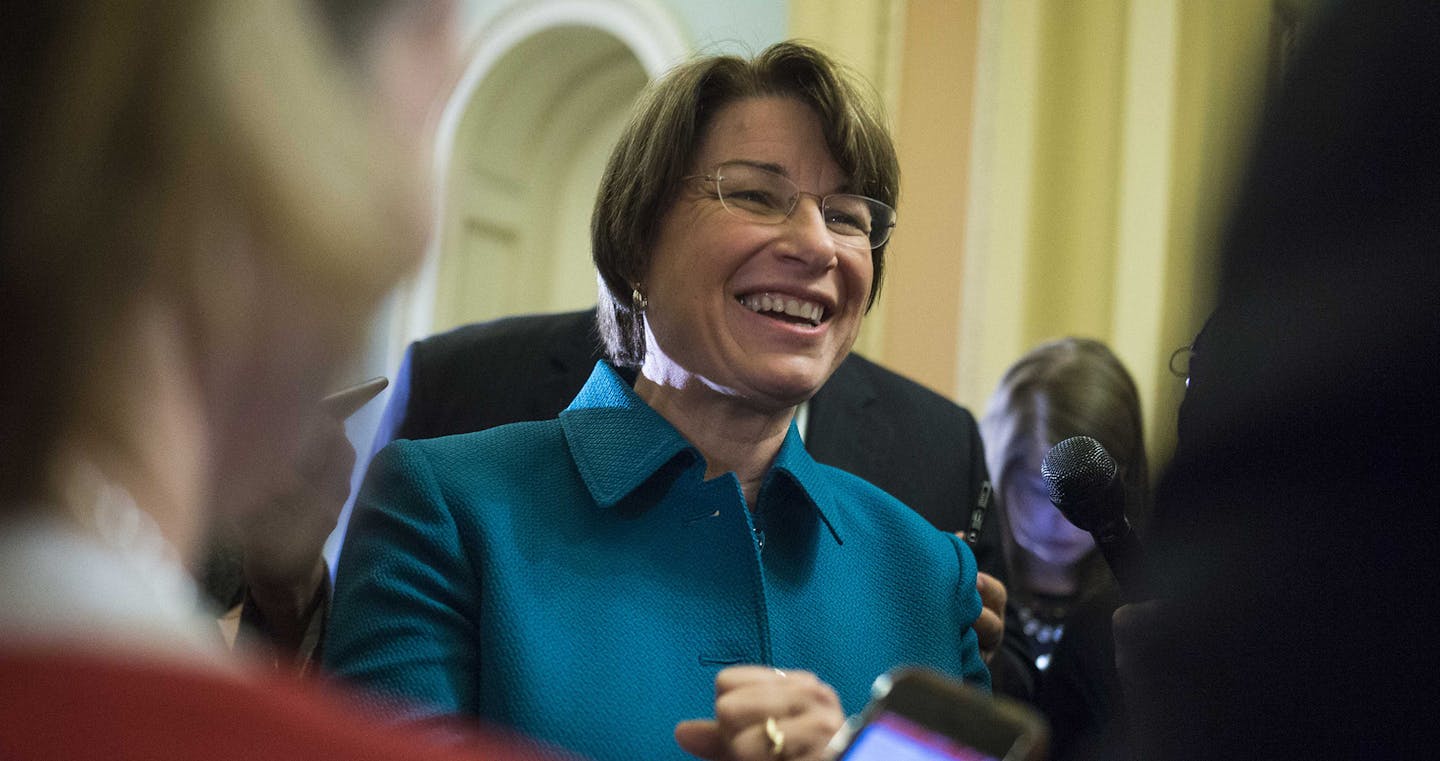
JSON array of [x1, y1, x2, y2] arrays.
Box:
[[322, 439, 481, 721], [956, 410, 1039, 702], [947, 533, 995, 693]]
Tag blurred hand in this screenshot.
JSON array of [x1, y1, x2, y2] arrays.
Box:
[[237, 407, 355, 648], [1112, 599, 1178, 761], [974, 571, 1007, 664], [675, 666, 845, 761], [1111, 599, 1172, 691]]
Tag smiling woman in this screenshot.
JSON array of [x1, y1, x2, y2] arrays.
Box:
[[635, 96, 878, 478], [324, 41, 989, 761]]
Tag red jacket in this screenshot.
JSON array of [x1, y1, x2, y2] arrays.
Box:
[[0, 647, 576, 761]]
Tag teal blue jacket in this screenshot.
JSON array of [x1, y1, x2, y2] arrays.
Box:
[[325, 363, 989, 761]]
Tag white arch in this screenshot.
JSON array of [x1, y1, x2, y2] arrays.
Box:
[[390, 0, 691, 368]]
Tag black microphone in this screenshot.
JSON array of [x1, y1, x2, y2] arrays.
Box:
[[1041, 435, 1152, 602]]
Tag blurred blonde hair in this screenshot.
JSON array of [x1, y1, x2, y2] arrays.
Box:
[[981, 338, 1149, 590], [0, 0, 423, 502]]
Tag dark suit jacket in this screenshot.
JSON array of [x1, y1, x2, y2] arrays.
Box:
[[368, 308, 1034, 696]]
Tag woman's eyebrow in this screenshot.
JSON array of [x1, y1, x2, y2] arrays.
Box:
[[724, 159, 856, 193], [726, 158, 789, 176]]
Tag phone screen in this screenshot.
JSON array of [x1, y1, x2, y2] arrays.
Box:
[[838, 712, 1001, 761]]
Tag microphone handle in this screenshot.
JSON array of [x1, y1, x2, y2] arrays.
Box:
[[1094, 519, 1153, 604]]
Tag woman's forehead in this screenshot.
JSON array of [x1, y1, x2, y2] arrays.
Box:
[[691, 97, 845, 186]]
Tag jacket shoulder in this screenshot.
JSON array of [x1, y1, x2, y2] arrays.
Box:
[[411, 309, 599, 373], [831, 353, 979, 429], [395, 310, 601, 440]]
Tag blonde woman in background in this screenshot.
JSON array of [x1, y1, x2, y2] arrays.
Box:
[[0, 1, 564, 758], [981, 337, 1147, 760]]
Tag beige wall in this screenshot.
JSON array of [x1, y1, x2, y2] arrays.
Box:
[[798, 0, 1284, 473], [958, 0, 1278, 470], [884, 0, 981, 398]]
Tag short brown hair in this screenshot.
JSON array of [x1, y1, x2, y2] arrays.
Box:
[[591, 40, 900, 366]]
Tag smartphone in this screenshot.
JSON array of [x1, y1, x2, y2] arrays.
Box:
[[320, 376, 388, 420], [830, 669, 1048, 761]]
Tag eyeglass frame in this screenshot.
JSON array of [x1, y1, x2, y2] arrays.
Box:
[[682, 161, 897, 249]]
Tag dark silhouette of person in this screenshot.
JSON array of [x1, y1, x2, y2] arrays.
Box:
[[1115, 1, 1439, 757]]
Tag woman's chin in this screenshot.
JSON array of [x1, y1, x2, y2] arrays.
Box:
[[1029, 542, 1096, 568], [739, 367, 828, 409]]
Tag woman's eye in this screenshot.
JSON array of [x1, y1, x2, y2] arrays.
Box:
[[729, 189, 783, 209], [826, 210, 869, 234]]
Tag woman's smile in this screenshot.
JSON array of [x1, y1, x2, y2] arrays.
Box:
[[735, 291, 830, 327]]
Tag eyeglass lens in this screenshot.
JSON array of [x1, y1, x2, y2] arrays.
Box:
[[711, 163, 893, 248]]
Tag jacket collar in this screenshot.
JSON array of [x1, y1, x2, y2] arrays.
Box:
[[558, 362, 844, 544]]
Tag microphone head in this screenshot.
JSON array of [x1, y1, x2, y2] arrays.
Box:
[[1041, 435, 1123, 533]]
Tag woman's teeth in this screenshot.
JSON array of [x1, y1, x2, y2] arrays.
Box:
[[738, 293, 825, 326]]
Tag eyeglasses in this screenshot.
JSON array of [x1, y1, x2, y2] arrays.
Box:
[[686, 161, 896, 249], [1169, 343, 1196, 387]]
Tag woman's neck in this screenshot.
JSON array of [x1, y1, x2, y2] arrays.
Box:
[[632, 371, 794, 509], [52, 297, 211, 569]]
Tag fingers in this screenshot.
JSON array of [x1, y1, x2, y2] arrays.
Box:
[[736, 709, 841, 761], [977, 571, 1007, 614], [311, 420, 356, 508], [714, 669, 838, 729], [714, 665, 796, 695], [674, 719, 726, 760], [299, 415, 356, 485], [237, 410, 353, 585], [283, 412, 356, 514], [974, 573, 1007, 662], [1112, 599, 1170, 676], [1111, 599, 1178, 731], [974, 607, 1004, 663], [680, 667, 844, 761]]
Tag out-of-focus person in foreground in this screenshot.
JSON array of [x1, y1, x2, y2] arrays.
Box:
[[197, 0, 463, 671], [1113, 0, 1438, 758], [325, 40, 989, 761], [0, 1, 566, 759]]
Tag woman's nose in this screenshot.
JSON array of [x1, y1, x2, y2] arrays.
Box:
[[776, 196, 838, 270]]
